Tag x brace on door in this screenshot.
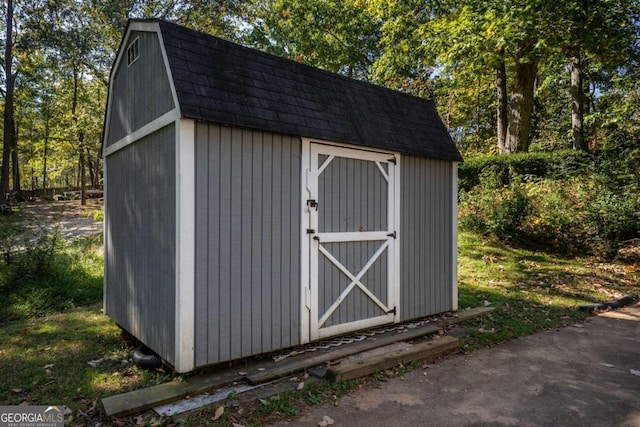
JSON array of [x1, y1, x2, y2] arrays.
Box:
[[316, 240, 391, 328]]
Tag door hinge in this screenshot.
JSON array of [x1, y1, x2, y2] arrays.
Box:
[[306, 228, 316, 234], [306, 199, 318, 210], [387, 306, 397, 315], [387, 231, 397, 239], [388, 156, 397, 165]]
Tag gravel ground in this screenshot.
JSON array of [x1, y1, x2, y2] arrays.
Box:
[[12, 200, 103, 244]]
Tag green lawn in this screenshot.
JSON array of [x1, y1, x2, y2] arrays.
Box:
[[457, 231, 639, 348]]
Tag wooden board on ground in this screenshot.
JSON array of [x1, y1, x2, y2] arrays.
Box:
[[438, 306, 496, 327], [244, 324, 441, 385], [327, 336, 458, 383], [102, 370, 240, 418]]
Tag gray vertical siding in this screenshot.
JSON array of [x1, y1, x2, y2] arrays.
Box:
[[400, 155, 454, 321], [318, 157, 388, 233], [194, 124, 301, 366], [106, 31, 175, 146], [105, 124, 176, 364]]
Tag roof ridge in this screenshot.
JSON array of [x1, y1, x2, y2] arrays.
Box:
[[134, 18, 461, 161], [151, 19, 439, 108]]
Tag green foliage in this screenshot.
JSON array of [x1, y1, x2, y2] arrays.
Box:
[[247, 0, 381, 79], [460, 147, 640, 259], [458, 150, 591, 191], [459, 170, 529, 240], [0, 231, 103, 321]]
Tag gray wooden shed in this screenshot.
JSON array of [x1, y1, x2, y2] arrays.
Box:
[[103, 19, 463, 373]]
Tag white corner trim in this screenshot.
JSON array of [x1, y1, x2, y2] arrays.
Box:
[[156, 24, 182, 118], [174, 118, 196, 372], [104, 109, 179, 158], [102, 159, 108, 315], [300, 138, 311, 344], [392, 155, 401, 321], [451, 162, 459, 311]]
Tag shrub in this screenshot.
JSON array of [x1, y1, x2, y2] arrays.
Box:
[[458, 150, 592, 191], [459, 169, 529, 241], [520, 178, 593, 251], [459, 143, 640, 259]]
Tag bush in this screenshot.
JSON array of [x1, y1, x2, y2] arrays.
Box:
[[458, 150, 592, 191], [459, 150, 640, 259], [459, 168, 529, 241], [519, 178, 592, 251]]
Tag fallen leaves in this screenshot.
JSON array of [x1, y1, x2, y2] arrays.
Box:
[[213, 405, 224, 421], [318, 415, 335, 426]]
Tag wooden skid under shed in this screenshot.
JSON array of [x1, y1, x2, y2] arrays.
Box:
[[244, 324, 441, 385], [102, 370, 240, 417], [327, 336, 458, 382]]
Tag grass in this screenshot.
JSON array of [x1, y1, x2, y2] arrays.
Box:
[[0, 233, 104, 321], [0, 200, 638, 426], [457, 231, 639, 348], [0, 304, 173, 419]]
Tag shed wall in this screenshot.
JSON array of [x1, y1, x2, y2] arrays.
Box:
[[400, 156, 454, 320], [194, 123, 301, 366], [105, 124, 176, 364], [106, 31, 175, 146]]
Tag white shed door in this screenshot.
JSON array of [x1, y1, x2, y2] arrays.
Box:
[[303, 142, 400, 341]]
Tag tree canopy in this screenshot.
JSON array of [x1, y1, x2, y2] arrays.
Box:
[[0, 0, 638, 201]]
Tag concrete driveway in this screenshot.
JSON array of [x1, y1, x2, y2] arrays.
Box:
[[272, 304, 640, 427]]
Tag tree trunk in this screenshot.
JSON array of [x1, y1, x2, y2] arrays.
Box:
[[86, 147, 94, 189], [79, 133, 86, 205], [71, 65, 87, 205], [496, 50, 508, 154], [1, 0, 15, 204], [569, 46, 587, 150], [12, 121, 20, 193], [43, 115, 49, 198], [506, 59, 538, 153]]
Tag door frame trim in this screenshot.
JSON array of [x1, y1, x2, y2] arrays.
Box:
[[300, 138, 401, 344]]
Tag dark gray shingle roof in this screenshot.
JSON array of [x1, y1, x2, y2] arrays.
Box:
[[153, 19, 462, 162]]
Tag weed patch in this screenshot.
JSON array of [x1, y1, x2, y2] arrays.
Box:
[[0, 232, 103, 321]]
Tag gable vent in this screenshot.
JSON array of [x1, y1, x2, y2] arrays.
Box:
[[127, 37, 140, 67]]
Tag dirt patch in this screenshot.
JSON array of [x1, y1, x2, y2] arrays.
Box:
[[15, 200, 103, 242]]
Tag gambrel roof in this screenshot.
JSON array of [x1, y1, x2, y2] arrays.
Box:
[[118, 19, 462, 162]]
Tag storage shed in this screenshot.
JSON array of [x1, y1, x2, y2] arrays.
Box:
[[103, 19, 463, 373]]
